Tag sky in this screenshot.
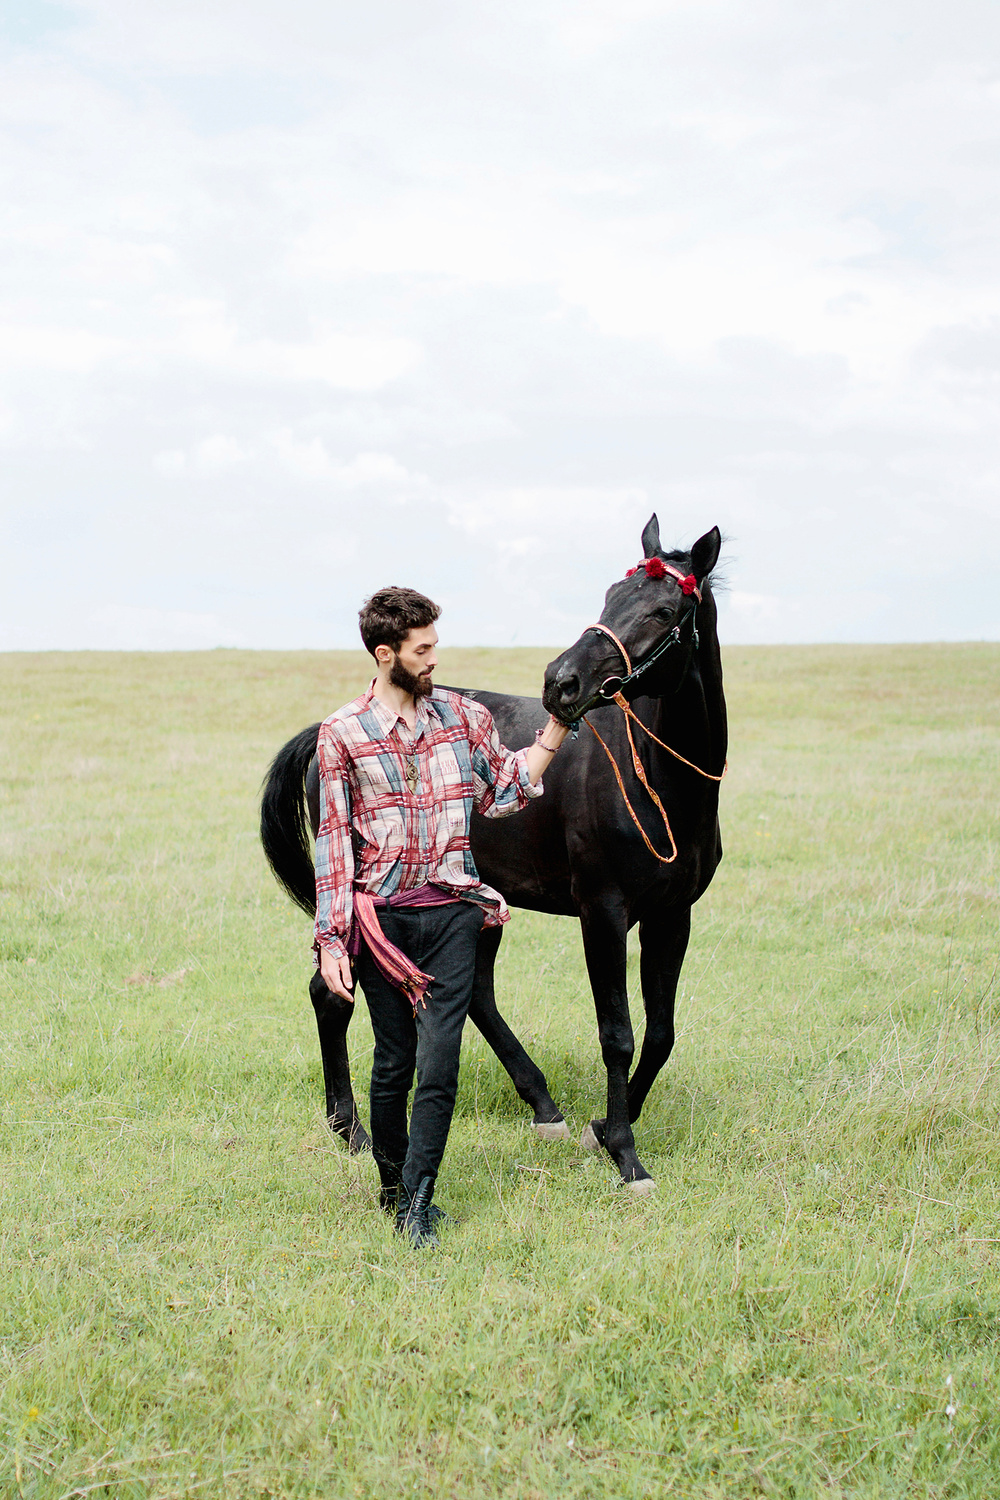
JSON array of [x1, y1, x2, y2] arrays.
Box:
[[2, 0, 999, 650]]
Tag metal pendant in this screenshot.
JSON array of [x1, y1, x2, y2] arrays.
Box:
[[405, 758, 419, 794]]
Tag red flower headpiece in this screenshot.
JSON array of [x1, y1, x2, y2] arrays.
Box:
[[625, 558, 702, 601]]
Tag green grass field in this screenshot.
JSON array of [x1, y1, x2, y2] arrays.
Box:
[[1, 643, 998, 1500]]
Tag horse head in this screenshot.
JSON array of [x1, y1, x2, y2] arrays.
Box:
[[543, 515, 721, 724]]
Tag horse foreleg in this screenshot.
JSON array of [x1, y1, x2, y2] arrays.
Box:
[[466, 923, 569, 1139], [626, 907, 690, 1123], [579, 897, 653, 1191], [308, 970, 371, 1153]]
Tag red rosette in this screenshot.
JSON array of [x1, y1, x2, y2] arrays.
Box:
[[644, 557, 667, 580], [680, 574, 698, 595]]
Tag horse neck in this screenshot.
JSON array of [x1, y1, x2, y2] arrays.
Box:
[[648, 588, 727, 776]]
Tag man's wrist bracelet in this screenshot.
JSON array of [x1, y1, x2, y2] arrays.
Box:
[[534, 729, 561, 754]]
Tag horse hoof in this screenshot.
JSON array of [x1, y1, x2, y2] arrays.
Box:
[[625, 1177, 656, 1197], [580, 1123, 602, 1153], [330, 1116, 372, 1155], [534, 1119, 572, 1142]]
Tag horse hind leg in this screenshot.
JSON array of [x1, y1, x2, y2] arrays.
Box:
[[309, 970, 371, 1153], [466, 924, 569, 1140]]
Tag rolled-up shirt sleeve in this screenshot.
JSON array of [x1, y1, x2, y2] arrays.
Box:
[[466, 701, 544, 819], [313, 722, 354, 960]]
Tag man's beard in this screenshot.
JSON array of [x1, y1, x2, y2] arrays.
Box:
[[389, 654, 434, 699]]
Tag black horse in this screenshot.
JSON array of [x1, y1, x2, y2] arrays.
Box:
[[260, 515, 725, 1191]]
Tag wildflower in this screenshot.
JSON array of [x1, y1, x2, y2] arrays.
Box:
[[945, 1374, 957, 1421]]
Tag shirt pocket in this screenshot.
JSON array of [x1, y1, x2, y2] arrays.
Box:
[[354, 746, 404, 802]]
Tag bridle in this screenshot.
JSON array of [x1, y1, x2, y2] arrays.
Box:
[[567, 559, 703, 722], [582, 608, 698, 714], [563, 560, 726, 866]]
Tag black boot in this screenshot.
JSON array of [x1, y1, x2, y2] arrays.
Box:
[[395, 1175, 439, 1248], [381, 1182, 449, 1228]]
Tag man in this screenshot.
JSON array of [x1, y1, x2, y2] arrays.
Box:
[[314, 586, 569, 1247]]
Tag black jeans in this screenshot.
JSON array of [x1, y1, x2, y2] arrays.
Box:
[[355, 901, 485, 1196]]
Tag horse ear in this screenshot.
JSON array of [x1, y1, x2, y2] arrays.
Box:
[[641, 514, 661, 558], [690, 526, 721, 580]]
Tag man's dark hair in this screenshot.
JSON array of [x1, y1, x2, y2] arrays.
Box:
[[358, 586, 441, 658]]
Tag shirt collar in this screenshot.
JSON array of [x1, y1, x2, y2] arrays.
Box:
[[362, 679, 438, 741]]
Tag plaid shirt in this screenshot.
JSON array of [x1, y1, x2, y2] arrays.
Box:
[[314, 682, 543, 960]]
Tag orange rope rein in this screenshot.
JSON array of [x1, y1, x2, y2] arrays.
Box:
[[613, 692, 727, 783], [584, 714, 679, 864], [581, 692, 726, 865]]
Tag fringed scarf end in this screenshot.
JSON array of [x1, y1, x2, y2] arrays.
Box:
[[352, 891, 436, 1010]]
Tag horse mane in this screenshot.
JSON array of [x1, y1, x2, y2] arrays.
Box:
[[660, 542, 727, 596]]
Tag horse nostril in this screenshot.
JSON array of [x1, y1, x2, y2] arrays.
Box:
[[557, 674, 580, 703]]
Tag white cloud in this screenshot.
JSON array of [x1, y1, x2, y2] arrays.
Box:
[[194, 433, 249, 471], [1, 0, 999, 648], [252, 335, 419, 390], [0, 604, 246, 652], [727, 591, 785, 624], [0, 323, 121, 374], [85, 605, 246, 650], [152, 449, 187, 476], [332, 452, 423, 490]]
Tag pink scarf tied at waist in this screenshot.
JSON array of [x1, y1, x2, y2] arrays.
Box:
[[348, 883, 460, 1011]]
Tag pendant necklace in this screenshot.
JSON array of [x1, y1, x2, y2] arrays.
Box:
[[405, 756, 419, 794]]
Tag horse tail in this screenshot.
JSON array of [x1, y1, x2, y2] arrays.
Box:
[[260, 723, 322, 917]]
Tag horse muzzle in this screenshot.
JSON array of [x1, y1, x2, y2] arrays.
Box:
[[542, 662, 583, 722]]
